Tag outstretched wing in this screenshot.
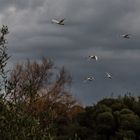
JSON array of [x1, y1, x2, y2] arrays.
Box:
[[125, 34, 130, 38], [106, 72, 112, 79], [52, 19, 59, 24], [59, 19, 65, 24], [94, 56, 98, 61]]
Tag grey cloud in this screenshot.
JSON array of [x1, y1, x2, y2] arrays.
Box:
[[1, 0, 140, 104]]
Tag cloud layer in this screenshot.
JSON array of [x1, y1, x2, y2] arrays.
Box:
[[1, 0, 140, 104]]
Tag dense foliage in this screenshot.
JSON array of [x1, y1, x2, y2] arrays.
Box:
[[0, 25, 140, 140], [74, 96, 140, 140]]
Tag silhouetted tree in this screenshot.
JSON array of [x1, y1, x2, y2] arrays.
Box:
[[0, 25, 49, 140]]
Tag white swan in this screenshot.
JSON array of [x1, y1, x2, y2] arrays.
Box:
[[88, 55, 98, 61], [106, 72, 112, 79], [84, 76, 95, 82], [121, 34, 130, 39], [52, 18, 65, 25]]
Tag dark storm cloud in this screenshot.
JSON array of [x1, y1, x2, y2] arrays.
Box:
[[1, 0, 140, 104]]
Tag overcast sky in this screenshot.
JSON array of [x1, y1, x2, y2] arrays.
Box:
[[1, 0, 140, 105]]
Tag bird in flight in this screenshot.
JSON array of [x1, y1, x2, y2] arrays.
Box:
[[52, 18, 65, 25], [84, 76, 95, 82], [106, 72, 112, 79], [121, 34, 130, 39], [88, 55, 98, 61]]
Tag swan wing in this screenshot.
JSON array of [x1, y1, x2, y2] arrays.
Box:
[[52, 19, 59, 24]]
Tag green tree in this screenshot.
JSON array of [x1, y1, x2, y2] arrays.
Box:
[[96, 111, 116, 139]]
